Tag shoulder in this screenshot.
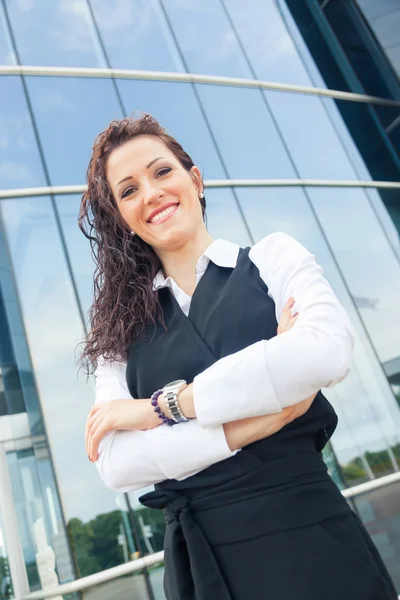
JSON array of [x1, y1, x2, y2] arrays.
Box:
[[249, 231, 315, 271]]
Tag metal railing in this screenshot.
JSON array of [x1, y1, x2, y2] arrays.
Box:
[[19, 551, 164, 599], [341, 470, 400, 498], [17, 470, 400, 600], [1, 178, 400, 201], [1, 65, 400, 107]]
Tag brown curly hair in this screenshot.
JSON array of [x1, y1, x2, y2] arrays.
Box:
[[78, 114, 206, 374]]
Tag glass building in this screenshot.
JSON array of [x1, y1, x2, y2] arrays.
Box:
[[0, 1, 399, 598]]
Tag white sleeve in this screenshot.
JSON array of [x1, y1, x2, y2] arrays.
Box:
[[94, 356, 237, 492], [193, 231, 356, 428]]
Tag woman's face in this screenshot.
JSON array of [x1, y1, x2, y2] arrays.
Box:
[[106, 135, 204, 252]]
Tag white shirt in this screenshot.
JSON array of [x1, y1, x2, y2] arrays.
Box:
[[94, 232, 356, 492]]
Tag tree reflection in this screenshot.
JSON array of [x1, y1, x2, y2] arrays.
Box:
[[67, 508, 166, 578]]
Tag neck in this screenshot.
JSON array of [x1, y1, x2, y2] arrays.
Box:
[[157, 229, 214, 296]]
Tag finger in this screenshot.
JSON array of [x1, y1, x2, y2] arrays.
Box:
[[89, 420, 110, 462], [86, 407, 103, 457], [282, 297, 295, 313], [89, 410, 113, 461], [85, 415, 93, 457], [87, 411, 106, 459], [281, 298, 296, 323], [85, 405, 102, 449]]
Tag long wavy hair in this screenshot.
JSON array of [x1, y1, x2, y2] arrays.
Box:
[[78, 114, 206, 374]]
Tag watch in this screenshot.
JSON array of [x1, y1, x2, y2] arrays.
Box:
[[162, 379, 189, 423]]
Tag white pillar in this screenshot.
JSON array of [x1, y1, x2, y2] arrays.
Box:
[[0, 443, 30, 598]]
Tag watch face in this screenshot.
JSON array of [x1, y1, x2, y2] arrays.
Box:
[[164, 379, 186, 391]]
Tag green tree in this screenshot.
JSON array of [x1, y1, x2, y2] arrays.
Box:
[[90, 510, 124, 571], [68, 517, 100, 577], [342, 461, 366, 482]]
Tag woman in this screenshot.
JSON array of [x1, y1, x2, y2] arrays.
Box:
[[81, 114, 397, 600]]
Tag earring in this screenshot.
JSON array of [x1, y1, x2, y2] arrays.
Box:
[[130, 230, 136, 236], [199, 192, 204, 199]]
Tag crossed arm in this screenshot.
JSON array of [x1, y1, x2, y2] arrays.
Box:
[[85, 233, 356, 491]]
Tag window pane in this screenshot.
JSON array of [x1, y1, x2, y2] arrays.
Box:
[[235, 185, 400, 484], [163, 0, 251, 77], [223, 0, 320, 85], [195, 84, 296, 178], [356, 0, 400, 78], [90, 0, 184, 71], [263, 91, 360, 180], [25, 77, 123, 185], [308, 186, 400, 365], [6, 448, 75, 590], [0, 1, 16, 64], [56, 195, 95, 323], [353, 480, 400, 591], [0, 215, 45, 436], [117, 79, 226, 179], [0, 77, 47, 190], [4, 0, 106, 67]]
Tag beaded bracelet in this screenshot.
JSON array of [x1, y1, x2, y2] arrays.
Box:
[[151, 389, 176, 426]]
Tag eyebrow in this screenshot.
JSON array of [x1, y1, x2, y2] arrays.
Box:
[[116, 157, 165, 190]]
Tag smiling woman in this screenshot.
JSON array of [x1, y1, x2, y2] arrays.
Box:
[[78, 114, 397, 600], [78, 115, 208, 365]]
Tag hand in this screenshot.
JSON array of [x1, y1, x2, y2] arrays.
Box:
[[277, 296, 298, 335], [85, 399, 160, 462]]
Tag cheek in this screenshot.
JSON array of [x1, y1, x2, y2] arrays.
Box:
[[120, 202, 142, 226], [179, 186, 200, 210]]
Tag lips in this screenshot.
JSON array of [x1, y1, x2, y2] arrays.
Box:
[[147, 202, 179, 223]]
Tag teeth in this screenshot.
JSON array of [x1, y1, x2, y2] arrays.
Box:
[[150, 205, 177, 223]]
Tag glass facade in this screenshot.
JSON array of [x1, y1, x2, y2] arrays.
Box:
[[0, 0, 399, 597]]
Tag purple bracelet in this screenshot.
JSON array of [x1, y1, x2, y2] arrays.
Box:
[[151, 389, 176, 426]]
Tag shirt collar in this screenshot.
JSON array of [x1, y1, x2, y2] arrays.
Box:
[[153, 239, 240, 291]]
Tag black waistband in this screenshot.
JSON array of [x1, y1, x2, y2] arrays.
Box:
[[139, 451, 350, 600]]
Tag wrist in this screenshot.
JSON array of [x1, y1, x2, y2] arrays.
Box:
[[223, 421, 243, 451], [177, 384, 195, 419], [143, 398, 162, 429]]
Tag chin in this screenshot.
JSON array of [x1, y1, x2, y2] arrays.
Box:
[[152, 226, 193, 251]]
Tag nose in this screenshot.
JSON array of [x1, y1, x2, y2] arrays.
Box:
[[142, 181, 163, 205]]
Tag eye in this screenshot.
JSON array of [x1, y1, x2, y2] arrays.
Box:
[[121, 186, 137, 199], [156, 167, 172, 177]]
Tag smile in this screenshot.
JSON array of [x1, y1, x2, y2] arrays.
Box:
[[148, 204, 179, 224]]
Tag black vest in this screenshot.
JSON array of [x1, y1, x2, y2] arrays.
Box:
[[127, 247, 338, 485], [126, 248, 349, 600]]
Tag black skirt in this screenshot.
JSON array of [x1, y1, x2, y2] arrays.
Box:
[[211, 511, 396, 600], [140, 450, 397, 600]]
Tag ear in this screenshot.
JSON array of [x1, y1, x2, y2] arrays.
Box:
[[190, 165, 203, 197]]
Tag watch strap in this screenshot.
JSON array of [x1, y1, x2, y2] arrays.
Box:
[[163, 383, 189, 423]]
